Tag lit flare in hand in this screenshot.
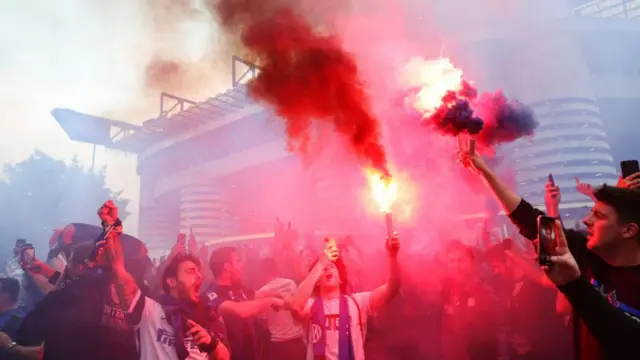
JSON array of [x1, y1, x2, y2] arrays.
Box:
[[367, 170, 397, 213], [366, 169, 397, 239]]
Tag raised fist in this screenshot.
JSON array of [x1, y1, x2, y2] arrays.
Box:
[[98, 200, 119, 226]]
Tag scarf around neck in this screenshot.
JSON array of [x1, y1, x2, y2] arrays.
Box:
[[310, 295, 355, 360], [156, 294, 193, 360]]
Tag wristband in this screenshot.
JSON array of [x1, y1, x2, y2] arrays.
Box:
[[198, 332, 219, 354]]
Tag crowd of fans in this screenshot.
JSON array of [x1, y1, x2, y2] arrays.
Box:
[[0, 153, 639, 360]]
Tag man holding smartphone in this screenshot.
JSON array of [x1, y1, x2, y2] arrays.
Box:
[[460, 151, 640, 359]]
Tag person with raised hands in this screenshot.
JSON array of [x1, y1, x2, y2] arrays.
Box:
[[202, 246, 286, 360], [542, 220, 640, 359], [291, 235, 401, 360], [102, 201, 229, 360], [459, 150, 640, 360]]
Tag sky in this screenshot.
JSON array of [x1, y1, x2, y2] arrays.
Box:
[[0, 0, 232, 235]]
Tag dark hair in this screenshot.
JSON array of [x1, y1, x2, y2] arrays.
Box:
[[594, 186, 640, 229], [0, 277, 20, 303], [209, 247, 236, 277], [161, 253, 201, 294], [309, 257, 350, 295]]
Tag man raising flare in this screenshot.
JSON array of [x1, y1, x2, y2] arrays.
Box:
[[460, 151, 640, 359], [291, 236, 401, 360], [102, 201, 230, 360]]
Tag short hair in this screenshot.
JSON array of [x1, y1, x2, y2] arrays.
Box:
[[0, 277, 20, 303], [209, 247, 236, 277], [161, 253, 201, 294], [594, 186, 640, 229]]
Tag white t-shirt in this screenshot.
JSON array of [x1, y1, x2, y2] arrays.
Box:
[[128, 290, 209, 360], [303, 292, 371, 360], [257, 278, 304, 342]]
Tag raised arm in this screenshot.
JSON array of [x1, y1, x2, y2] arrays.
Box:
[[460, 151, 544, 241], [369, 235, 401, 310], [22, 260, 57, 295], [545, 220, 640, 358], [205, 290, 283, 320], [99, 201, 140, 314], [459, 151, 522, 214]]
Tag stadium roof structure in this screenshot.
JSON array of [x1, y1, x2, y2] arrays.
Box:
[[51, 56, 261, 154]]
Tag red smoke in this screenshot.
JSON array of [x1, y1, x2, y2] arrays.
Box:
[[212, 0, 389, 175]]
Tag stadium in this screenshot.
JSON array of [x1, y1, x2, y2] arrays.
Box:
[[53, 1, 640, 253]]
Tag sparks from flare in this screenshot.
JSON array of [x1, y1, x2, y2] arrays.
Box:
[[366, 169, 398, 239], [366, 169, 397, 214], [402, 57, 466, 117]]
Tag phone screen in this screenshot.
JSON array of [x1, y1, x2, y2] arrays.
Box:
[[621, 160, 640, 179], [537, 216, 556, 266], [21, 246, 36, 265]]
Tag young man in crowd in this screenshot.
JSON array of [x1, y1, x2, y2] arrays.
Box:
[[460, 151, 640, 359], [203, 247, 285, 360], [256, 257, 305, 359], [291, 236, 401, 360], [10, 232, 139, 359], [101, 201, 229, 360]]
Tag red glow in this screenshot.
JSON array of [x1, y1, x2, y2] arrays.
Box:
[[214, 1, 389, 176]]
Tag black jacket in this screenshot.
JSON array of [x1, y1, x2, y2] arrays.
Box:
[[509, 199, 640, 360]]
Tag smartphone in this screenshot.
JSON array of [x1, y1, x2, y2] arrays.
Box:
[[548, 173, 555, 186], [537, 216, 557, 266], [21, 243, 36, 266], [621, 160, 640, 179]]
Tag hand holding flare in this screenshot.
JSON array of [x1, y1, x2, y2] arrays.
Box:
[[457, 132, 477, 155]]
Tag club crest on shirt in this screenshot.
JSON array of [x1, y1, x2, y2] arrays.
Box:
[[208, 292, 218, 301], [310, 324, 323, 344], [157, 328, 177, 347]]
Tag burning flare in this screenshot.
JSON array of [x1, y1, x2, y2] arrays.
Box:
[[400, 57, 538, 150], [403, 57, 466, 117], [366, 168, 398, 239], [366, 169, 397, 214]]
